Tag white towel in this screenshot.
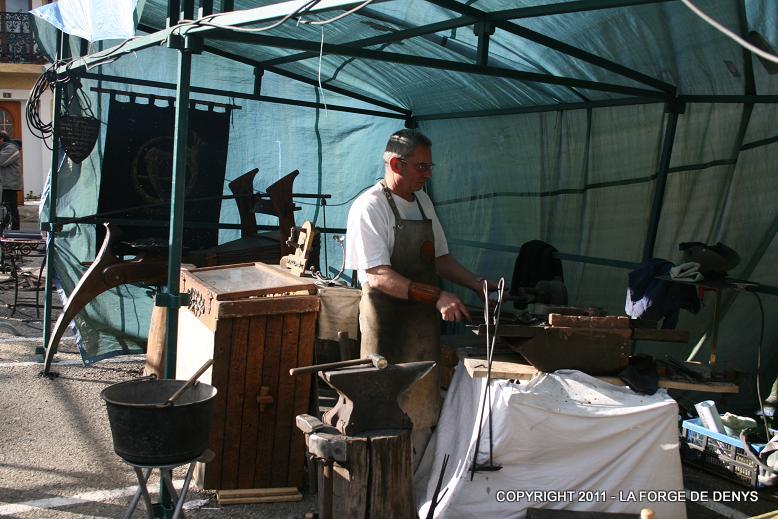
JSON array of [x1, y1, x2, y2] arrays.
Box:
[[670, 261, 703, 282]]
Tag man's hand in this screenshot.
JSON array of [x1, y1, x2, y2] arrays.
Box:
[[436, 291, 471, 322]]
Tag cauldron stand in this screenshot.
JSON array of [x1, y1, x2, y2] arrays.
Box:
[[121, 449, 214, 519]]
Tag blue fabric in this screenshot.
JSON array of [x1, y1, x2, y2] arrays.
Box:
[[625, 259, 700, 329]]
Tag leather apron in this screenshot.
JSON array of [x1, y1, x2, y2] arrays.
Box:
[[359, 181, 441, 429]]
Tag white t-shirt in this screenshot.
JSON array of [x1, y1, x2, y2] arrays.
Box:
[[345, 182, 449, 285]]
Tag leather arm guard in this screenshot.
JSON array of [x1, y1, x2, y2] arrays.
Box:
[[408, 282, 441, 306]]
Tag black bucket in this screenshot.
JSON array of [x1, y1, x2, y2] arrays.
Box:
[[100, 378, 217, 465]]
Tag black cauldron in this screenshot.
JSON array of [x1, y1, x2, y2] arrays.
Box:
[[101, 378, 217, 465]]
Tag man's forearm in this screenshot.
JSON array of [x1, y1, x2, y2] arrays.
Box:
[[365, 264, 471, 321], [435, 254, 481, 292], [364, 265, 412, 299]]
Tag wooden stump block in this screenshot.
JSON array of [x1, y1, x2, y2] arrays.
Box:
[[143, 305, 167, 378], [326, 430, 415, 519]]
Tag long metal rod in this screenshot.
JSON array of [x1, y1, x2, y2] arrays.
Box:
[[447, 238, 640, 269], [207, 32, 667, 98], [258, 16, 475, 68], [484, 0, 675, 22], [163, 48, 193, 381], [82, 72, 405, 119], [41, 31, 65, 357], [742, 134, 778, 151], [642, 107, 679, 260], [678, 95, 778, 103], [447, 237, 778, 295], [416, 96, 662, 120]]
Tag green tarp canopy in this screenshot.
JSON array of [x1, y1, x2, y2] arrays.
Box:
[[34, 0, 778, 410]]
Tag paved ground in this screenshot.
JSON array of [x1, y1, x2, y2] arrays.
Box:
[[0, 205, 776, 518]]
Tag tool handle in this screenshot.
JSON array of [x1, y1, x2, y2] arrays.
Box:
[[290, 357, 376, 376], [166, 359, 214, 406]]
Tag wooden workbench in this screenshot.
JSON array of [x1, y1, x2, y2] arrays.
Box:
[[461, 356, 739, 393]]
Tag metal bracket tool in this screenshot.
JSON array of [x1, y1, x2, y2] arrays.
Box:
[[470, 277, 505, 479]]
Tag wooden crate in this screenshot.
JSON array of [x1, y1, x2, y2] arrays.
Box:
[[176, 262, 319, 491]]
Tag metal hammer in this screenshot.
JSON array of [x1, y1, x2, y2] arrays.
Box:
[[289, 354, 388, 376]]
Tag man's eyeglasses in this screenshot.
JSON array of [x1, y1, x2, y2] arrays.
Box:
[[398, 158, 434, 173]]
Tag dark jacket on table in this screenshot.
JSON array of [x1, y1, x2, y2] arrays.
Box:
[[625, 258, 701, 329]]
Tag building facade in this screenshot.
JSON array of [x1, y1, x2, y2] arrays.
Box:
[[0, 0, 52, 200]]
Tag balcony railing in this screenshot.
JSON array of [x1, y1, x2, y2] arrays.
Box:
[[1, 12, 46, 64]]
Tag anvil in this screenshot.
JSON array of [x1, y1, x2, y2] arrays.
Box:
[[320, 361, 435, 435]]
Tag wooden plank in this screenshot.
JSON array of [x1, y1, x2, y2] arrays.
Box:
[[216, 488, 302, 504], [367, 432, 415, 519], [599, 376, 740, 394], [548, 314, 631, 328], [237, 315, 267, 488], [182, 262, 316, 300], [332, 436, 368, 518], [217, 487, 301, 498], [254, 313, 284, 489], [204, 318, 233, 489], [220, 316, 251, 489], [463, 358, 740, 393], [270, 313, 301, 486], [288, 310, 317, 487], [632, 328, 689, 343], [218, 295, 320, 320], [473, 323, 545, 337], [464, 357, 539, 380]]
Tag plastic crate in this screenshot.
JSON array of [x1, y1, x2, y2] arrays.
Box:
[[681, 418, 769, 488]]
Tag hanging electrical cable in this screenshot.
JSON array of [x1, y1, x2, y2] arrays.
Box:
[[681, 0, 778, 65], [297, 0, 376, 25], [26, 59, 73, 149]]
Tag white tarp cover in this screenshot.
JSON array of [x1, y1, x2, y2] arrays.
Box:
[[31, 0, 138, 42], [416, 365, 686, 518]]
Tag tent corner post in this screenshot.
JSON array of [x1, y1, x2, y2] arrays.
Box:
[[162, 47, 194, 381], [41, 30, 65, 361]]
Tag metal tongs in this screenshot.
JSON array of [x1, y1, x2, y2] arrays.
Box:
[[470, 278, 505, 479]]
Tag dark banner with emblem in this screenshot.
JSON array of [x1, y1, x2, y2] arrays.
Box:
[[97, 97, 230, 251]]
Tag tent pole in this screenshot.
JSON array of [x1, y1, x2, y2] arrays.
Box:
[[41, 31, 65, 359], [162, 42, 195, 381], [642, 103, 681, 260], [156, 36, 196, 519]]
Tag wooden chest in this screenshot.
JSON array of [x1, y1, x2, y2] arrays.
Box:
[[176, 262, 319, 491]]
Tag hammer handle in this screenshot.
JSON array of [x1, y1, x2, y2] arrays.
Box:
[[290, 357, 372, 376]]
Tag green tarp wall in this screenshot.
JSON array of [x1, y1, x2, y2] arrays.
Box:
[[35, 0, 778, 410]]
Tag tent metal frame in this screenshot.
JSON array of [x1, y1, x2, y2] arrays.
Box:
[[41, 0, 778, 381]]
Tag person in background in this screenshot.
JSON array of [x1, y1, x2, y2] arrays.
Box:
[[345, 128, 496, 466], [0, 131, 21, 230]]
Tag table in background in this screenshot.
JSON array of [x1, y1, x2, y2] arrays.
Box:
[[0, 232, 46, 317]]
